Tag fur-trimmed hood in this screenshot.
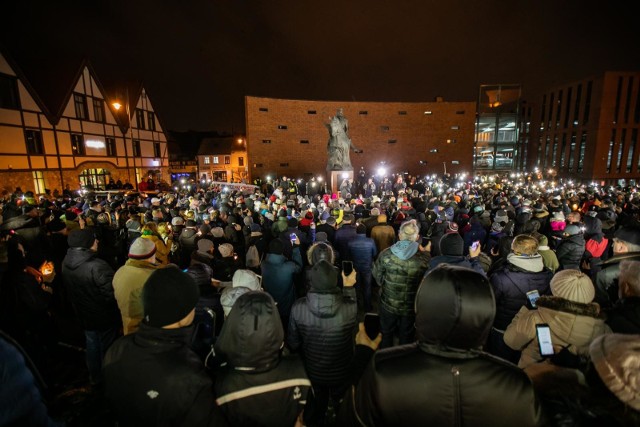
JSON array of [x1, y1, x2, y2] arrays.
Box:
[[536, 296, 603, 319]]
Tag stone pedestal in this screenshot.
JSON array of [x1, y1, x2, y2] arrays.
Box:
[[329, 170, 354, 195]]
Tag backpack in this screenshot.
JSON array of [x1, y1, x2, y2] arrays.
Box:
[[246, 244, 261, 268]]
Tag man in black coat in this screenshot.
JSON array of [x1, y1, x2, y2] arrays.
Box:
[[288, 260, 357, 426], [103, 267, 227, 427], [62, 228, 121, 384]]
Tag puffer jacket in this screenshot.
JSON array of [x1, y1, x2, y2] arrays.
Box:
[[288, 286, 357, 386], [504, 296, 611, 368], [261, 248, 303, 319], [429, 254, 485, 276], [347, 266, 542, 427], [556, 234, 585, 270], [347, 234, 377, 271], [215, 292, 310, 427], [113, 259, 164, 334], [373, 241, 430, 316], [62, 247, 121, 331], [490, 259, 553, 330], [104, 323, 226, 427]]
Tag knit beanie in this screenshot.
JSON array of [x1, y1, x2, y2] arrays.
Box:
[[439, 233, 464, 256], [211, 227, 224, 238], [564, 224, 582, 236], [310, 260, 338, 293], [315, 231, 328, 242], [129, 237, 157, 259], [398, 219, 419, 241], [197, 239, 214, 253], [589, 334, 640, 411], [142, 267, 200, 327], [268, 239, 284, 255], [199, 224, 211, 235], [218, 243, 234, 258], [550, 270, 595, 303], [68, 228, 95, 249]]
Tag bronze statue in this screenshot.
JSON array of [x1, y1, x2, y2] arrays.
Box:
[[325, 108, 362, 171]]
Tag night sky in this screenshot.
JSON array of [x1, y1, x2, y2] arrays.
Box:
[[2, 1, 639, 133]]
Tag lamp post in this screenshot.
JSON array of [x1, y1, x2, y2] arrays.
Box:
[[112, 90, 138, 190]]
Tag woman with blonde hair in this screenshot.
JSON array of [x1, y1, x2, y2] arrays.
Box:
[[141, 222, 170, 265]]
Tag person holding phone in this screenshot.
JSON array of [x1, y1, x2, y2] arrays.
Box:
[[288, 260, 357, 426], [504, 270, 611, 369]]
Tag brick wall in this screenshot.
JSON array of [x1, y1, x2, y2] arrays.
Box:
[[245, 97, 476, 181]]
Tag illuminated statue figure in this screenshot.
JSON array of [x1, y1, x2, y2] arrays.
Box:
[[325, 108, 362, 171]]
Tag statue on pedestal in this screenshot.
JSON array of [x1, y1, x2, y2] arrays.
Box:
[[325, 108, 362, 171]]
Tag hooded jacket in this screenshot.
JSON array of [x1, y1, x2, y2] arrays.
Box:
[[215, 292, 310, 427], [348, 266, 541, 427], [372, 241, 430, 316], [288, 285, 357, 386], [62, 247, 121, 331], [504, 296, 611, 368], [556, 233, 585, 271]]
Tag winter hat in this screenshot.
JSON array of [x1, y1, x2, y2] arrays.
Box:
[[310, 260, 338, 293], [614, 226, 640, 246], [232, 269, 262, 291], [320, 211, 330, 223], [185, 219, 196, 228], [129, 237, 157, 259], [243, 216, 253, 226], [444, 207, 454, 222], [589, 333, 640, 411], [211, 227, 224, 238], [220, 286, 252, 317], [142, 267, 200, 327], [398, 219, 419, 241], [68, 229, 96, 249], [326, 217, 337, 226], [550, 270, 595, 303], [439, 233, 464, 256], [552, 211, 565, 221], [197, 239, 214, 253], [370, 207, 380, 216], [171, 216, 185, 226], [218, 243, 234, 258], [250, 223, 262, 235], [495, 210, 508, 224], [446, 222, 459, 234], [47, 219, 67, 233], [491, 222, 504, 232], [564, 224, 582, 236], [199, 224, 211, 235], [315, 231, 328, 242]]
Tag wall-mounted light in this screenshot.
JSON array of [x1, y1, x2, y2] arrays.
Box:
[[85, 140, 106, 149]]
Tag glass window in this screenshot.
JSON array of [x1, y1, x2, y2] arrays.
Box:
[[32, 171, 46, 194], [224, 155, 230, 165], [536, 137, 543, 166], [93, 98, 105, 122], [573, 84, 582, 126], [559, 134, 567, 169], [635, 81, 640, 124], [606, 130, 616, 173], [564, 87, 572, 128], [540, 94, 547, 130], [71, 134, 85, 155], [584, 81, 593, 125], [213, 156, 219, 164], [629, 129, 637, 173], [147, 111, 156, 131], [74, 93, 88, 119], [153, 142, 161, 158], [79, 168, 111, 190], [624, 76, 634, 123], [25, 129, 44, 155], [238, 157, 244, 166], [556, 90, 563, 128], [132, 140, 141, 157], [543, 136, 551, 168], [204, 156, 210, 164], [106, 137, 117, 156], [568, 132, 577, 171], [136, 110, 146, 129], [577, 132, 587, 173], [614, 76, 623, 124], [0, 73, 20, 110], [551, 136, 558, 167], [547, 93, 554, 129], [617, 129, 626, 173]]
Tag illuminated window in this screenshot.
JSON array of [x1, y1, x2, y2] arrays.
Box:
[[606, 130, 616, 173], [628, 129, 637, 173], [278, 125, 287, 130], [71, 134, 85, 155], [213, 156, 219, 164], [25, 130, 44, 155], [224, 156, 230, 165], [32, 171, 46, 194], [204, 156, 210, 164]]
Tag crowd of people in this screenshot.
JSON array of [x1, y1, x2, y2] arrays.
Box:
[[0, 172, 639, 426]]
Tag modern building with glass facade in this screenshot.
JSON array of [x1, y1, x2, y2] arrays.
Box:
[[473, 84, 523, 173]]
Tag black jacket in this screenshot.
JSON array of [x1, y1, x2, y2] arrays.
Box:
[[556, 234, 585, 270], [606, 297, 640, 334], [215, 292, 310, 427], [62, 247, 120, 331], [345, 266, 542, 427], [288, 286, 357, 386], [104, 323, 226, 427]]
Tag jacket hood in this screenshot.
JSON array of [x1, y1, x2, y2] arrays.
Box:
[[215, 291, 283, 372], [306, 290, 341, 318], [415, 265, 495, 350], [390, 240, 419, 260], [63, 247, 97, 269]]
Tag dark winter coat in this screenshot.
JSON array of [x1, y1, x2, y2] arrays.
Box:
[[288, 286, 357, 386], [606, 297, 640, 334], [347, 234, 377, 271], [429, 254, 486, 276], [595, 252, 640, 307], [261, 249, 303, 319], [104, 323, 226, 427], [334, 224, 358, 261], [62, 247, 121, 331], [556, 234, 585, 270]]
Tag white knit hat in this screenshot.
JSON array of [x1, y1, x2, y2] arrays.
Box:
[[590, 334, 640, 411], [550, 270, 595, 303]]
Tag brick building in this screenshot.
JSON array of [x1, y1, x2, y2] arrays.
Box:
[[245, 96, 476, 182], [197, 136, 248, 183], [527, 71, 640, 185], [0, 50, 169, 194]]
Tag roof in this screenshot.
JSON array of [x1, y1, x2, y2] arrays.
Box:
[[198, 136, 236, 155]]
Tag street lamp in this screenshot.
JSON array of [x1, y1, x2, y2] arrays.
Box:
[[112, 92, 137, 190]]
